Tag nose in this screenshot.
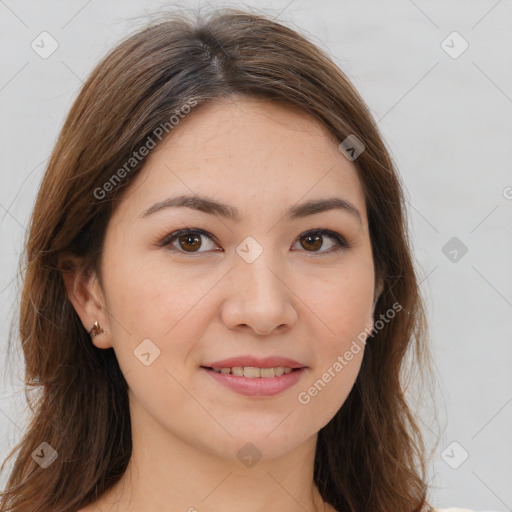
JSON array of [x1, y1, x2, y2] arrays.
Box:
[[220, 255, 298, 336]]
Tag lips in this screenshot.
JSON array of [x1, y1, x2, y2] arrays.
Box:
[[201, 355, 308, 397], [209, 366, 294, 378], [202, 356, 306, 369]]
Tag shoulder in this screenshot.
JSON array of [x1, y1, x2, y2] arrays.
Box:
[[434, 509, 473, 511], [434, 508, 496, 512], [433, 509, 473, 512]]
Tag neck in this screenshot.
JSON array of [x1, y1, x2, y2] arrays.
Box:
[[97, 397, 326, 512]]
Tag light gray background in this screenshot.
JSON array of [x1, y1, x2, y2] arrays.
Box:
[[0, 1, 511, 510]]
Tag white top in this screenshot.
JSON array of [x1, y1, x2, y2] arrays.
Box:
[[435, 508, 498, 512], [435, 509, 473, 511]]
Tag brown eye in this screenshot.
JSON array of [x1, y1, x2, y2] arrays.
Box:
[[160, 229, 218, 254], [178, 233, 202, 252], [294, 229, 348, 254], [300, 233, 323, 251], [160, 228, 348, 256]]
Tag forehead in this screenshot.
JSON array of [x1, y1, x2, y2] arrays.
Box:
[[116, 96, 366, 222]]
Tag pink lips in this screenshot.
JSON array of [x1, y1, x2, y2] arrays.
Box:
[[201, 355, 308, 397], [203, 356, 306, 369]]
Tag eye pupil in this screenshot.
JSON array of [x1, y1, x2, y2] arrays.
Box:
[[301, 233, 322, 251], [179, 234, 201, 252]]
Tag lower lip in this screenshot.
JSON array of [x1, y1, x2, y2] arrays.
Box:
[[202, 367, 307, 397]]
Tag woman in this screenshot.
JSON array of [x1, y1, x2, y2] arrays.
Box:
[[0, 6, 478, 512]]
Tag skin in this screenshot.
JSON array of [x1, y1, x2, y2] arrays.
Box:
[[64, 96, 381, 512]]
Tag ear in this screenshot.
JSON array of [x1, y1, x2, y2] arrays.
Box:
[[59, 254, 113, 349]]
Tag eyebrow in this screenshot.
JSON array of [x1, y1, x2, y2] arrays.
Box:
[[140, 194, 362, 224]]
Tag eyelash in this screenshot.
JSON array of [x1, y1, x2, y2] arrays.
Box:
[[157, 228, 351, 256]]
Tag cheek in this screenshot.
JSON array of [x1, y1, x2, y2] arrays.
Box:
[[297, 350, 364, 418], [293, 261, 374, 417], [306, 261, 375, 346], [101, 258, 214, 417], [103, 250, 216, 339], [294, 288, 370, 432], [100, 251, 227, 389]]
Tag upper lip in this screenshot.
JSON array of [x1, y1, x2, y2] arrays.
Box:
[[202, 356, 307, 369]]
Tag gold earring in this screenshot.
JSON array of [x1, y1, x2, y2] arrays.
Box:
[[88, 321, 105, 338]]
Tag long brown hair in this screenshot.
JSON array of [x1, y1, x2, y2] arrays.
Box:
[[1, 5, 438, 511]]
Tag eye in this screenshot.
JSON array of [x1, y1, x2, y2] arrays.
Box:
[[158, 228, 349, 255], [293, 229, 349, 254], [158, 228, 220, 254]]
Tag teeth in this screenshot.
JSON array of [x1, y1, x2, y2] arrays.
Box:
[[210, 366, 297, 377], [260, 367, 275, 378], [243, 367, 259, 378]]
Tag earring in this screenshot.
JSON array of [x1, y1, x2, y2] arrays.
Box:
[[88, 321, 105, 338]]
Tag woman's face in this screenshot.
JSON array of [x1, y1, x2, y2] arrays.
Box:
[[93, 96, 377, 460]]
